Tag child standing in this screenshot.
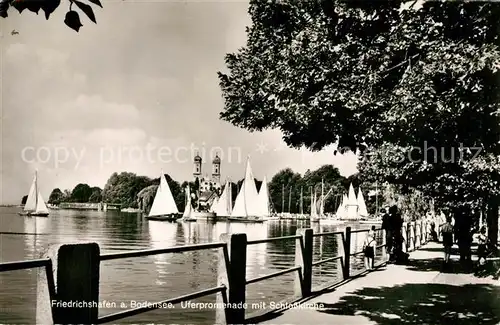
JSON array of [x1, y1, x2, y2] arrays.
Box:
[[477, 226, 488, 266], [363, 226, 377, 270]]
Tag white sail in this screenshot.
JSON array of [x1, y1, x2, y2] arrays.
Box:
[[24, 174, 37, 211], [149, 172, 179, 217], [209, 197, 218, 213], [35, 192, 49, 214], [256, 176, 271, 217], [320, 179, 325, 216], [215, 181, 232, 216], [311, 189, 318, 217], [183, 186, 192, 218], [346, 183, 359, 219], [336, 196, 344, 218], [231, 157, 260, 217], [357, 187, 368, 218]]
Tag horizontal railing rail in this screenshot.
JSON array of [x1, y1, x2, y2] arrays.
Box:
[[0, 257, 51, 272], [247, 235, 302, 245], [100, 242, 226, 261], [312, 230, 344, 237], [246, 266, 302, 285], [2, 218, 432, 325]]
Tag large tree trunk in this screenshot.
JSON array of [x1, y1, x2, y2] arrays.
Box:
[[487, 196, 499, 247]]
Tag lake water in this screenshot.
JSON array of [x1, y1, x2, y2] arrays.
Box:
[[0, 207, 382, 324]]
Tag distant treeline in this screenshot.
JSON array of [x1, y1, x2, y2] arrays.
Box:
[[32, 165, 378, 213]]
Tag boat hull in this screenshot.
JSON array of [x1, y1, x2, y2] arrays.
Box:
[[146, 214, 182, 222], [228, 217, 265, 223], [319, 219, 345, 225], [18, 211, 49, 217], [359, 220, 383, 224], [178, 217, 197, 222], [191, 211, 217, 221]]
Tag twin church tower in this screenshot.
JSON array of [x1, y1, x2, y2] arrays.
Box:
[[193, 152, 222, 193]]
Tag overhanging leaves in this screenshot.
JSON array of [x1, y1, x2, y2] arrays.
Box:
[[1, 0, 102, 31], [64, 9, 82, 32], [73, 0, 96, 23]]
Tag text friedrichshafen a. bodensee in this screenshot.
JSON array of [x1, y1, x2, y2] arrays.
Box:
[[51, 300, 324, 310]]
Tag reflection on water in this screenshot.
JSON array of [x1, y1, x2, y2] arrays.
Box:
[[0, 207, 379, 324]]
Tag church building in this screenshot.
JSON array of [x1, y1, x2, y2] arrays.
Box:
[[193, 153, 221, 210]]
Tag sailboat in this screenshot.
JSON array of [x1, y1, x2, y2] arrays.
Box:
[[228, 157, 264, 223], [213, 180, 233, 221], [345, 183, 360, 220], [146, 171, 181, 221], [19, 171, 49, 217], [179, 186, 196, 222], [319, 184, 345, 225], [257, 176, 278, 221], [358, 187, 380, 224]]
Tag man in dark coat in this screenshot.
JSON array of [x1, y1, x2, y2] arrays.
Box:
[[381, 208, 392, 258]]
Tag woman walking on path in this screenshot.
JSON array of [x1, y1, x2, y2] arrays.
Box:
[[363, 226, 377, 270]]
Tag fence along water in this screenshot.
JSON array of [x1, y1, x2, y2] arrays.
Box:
[[0, 221, 429, 324]]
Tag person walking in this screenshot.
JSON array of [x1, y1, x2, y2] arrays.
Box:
[[389, 205, 404, 263], [440, 216, 454, 265], [381, 208, 391, 260], [363, 226, 377, 270]]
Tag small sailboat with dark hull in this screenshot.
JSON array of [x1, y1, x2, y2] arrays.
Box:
[[19, 171, 49, 217], [146, 171, 181, 221]]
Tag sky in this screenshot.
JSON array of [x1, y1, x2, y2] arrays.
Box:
[[0, 1, 357, 205]]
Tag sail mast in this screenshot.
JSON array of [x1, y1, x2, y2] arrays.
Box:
[[288, 186, 292, 213], [282, 184, 285, 214], [35, 170, 38, 209], [300, 187, 303, 214], [321, 178, 324, 216]]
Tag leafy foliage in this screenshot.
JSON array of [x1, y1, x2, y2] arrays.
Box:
[[88, 186, 102, 203], [48, 188, 64, 204], [71, 183, 93, 202], [219, 0, 500, 235], [219, 1, 500, 153], [0, 0, 102, 32], [102, 172, 155, 209]]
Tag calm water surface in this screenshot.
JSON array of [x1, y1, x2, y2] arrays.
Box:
[[0, 207, 381, 324]]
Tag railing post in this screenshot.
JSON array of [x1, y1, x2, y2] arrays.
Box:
[[294, 228, 313, 298], [42, 243, 100, 324], [224, 233, 247, 324], [216, 234, 230, 325], [343, 227, 351, 280]]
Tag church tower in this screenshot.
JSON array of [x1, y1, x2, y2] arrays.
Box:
[[193, 152, 202, 180], [212, 153, 221, 185]]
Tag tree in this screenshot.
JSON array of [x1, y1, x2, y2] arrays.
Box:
[[219, 1, 500, 153], [0, 0, 102, 32], [88, 187, 102, 203], [268, 168, 302, 213], [218, 1, 500, 244], [103, 172, 154, 208], [70, 183, 93, 203], [48, 188, 64, 204]]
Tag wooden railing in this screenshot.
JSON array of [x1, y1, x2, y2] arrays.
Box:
[[0, 220, 429, 324]]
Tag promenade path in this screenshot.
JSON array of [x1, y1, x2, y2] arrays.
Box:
[[259, 242, 500, 325]]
